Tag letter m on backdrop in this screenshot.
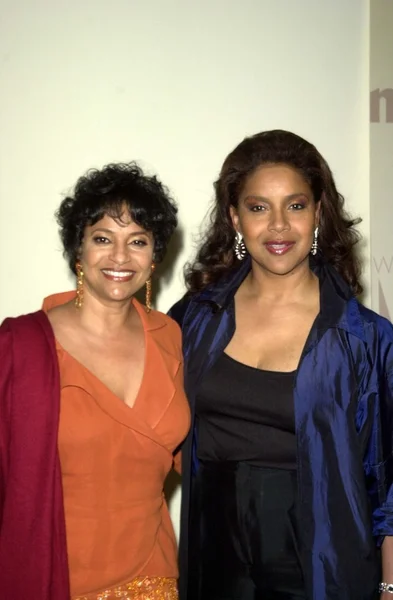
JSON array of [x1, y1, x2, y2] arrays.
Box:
[[370, 88, 393, 123]]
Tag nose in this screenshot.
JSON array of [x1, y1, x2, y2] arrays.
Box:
[[267, 207, 290, 233], [108, 240, 130, 265]]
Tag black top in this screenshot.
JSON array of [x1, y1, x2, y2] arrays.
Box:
[[196, 352, 297, 469]]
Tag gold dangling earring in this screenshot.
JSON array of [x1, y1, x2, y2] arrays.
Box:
[[75, 261, 84, 308], [145, 264, 155, 313]]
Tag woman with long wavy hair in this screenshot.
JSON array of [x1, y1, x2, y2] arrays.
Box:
[[170, 130, 393, 600]]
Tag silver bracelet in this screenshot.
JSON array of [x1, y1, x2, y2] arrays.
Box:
[[380, 582, 393, 593]]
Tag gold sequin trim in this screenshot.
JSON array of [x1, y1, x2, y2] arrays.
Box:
[[74, 576, 178, 600]]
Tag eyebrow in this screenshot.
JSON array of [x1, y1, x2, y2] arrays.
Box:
[[90, 227, 149, 236], [243, 192, 310, 202]]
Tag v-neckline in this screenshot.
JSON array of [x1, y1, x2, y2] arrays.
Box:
[[55, 298, 148, 411]]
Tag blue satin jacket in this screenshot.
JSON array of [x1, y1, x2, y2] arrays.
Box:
[[170, 257, 393, 600]]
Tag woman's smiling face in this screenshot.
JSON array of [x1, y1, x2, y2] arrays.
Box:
[[78, 210, 154, 305]]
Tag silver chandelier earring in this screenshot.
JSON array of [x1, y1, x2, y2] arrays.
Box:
[[234, 232, 247, 260], [311, 226, 319, 256]]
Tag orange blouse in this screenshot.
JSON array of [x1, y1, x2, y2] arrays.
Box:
[[43, 292, 190, 599]]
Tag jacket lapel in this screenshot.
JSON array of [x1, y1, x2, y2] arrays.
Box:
[[132, 300, 181, 438]]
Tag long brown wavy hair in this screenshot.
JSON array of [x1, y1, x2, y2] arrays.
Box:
[[185, 130, 363, 295]]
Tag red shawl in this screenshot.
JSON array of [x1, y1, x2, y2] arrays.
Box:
[[0, 311, 70, 599]]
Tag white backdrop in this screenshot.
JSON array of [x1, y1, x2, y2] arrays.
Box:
[[370, 0, 393, 320], [0, 0, 370, 535]]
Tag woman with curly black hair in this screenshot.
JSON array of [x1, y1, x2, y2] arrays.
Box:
[[170, 130, 393, 600], [0, 163, 190, 600]]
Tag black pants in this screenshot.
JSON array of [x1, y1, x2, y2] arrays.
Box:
[[188, 461, 306, 600]]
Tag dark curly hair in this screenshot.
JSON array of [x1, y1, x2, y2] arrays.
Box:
[[56, 162, 178, 274], [186, 129, 362, 295]]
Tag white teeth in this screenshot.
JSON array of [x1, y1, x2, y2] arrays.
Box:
[[102, 270, 133, 277]]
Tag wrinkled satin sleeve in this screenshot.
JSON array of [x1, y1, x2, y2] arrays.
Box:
[[364, 341, 393, 543]]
